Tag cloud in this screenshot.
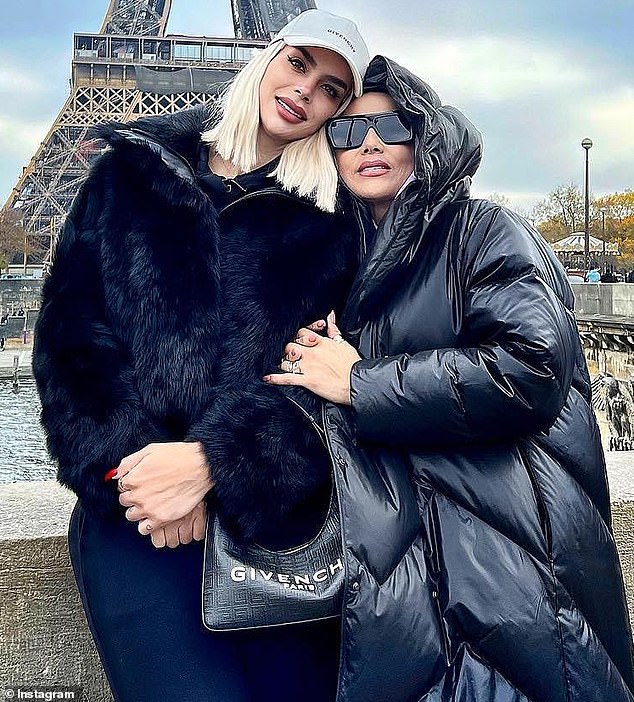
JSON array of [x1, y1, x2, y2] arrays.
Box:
[[470, 187, 545, 212], [469, 83, 634, 205], [0, 58, 67, 202], [0, 116, 49, 155], [586, 87, 634, 163], [365, 30, 633, 205], [0, 64, 47, 97], [393, 35, 589, 103], [0, 116, 50, 202]]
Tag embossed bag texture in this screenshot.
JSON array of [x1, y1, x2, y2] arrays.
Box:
[[202, 488, 344, 631]]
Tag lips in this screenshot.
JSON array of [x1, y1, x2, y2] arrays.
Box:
[[275, 97, 307, 122], [358, 159, 391, 176]]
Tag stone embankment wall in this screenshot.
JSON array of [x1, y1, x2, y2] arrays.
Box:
[[572, 283, 634, 317], [2, 480, 634, 701], [572, 283, 634, 381]]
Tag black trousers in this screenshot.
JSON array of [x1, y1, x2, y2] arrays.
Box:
[[68, 501, 340, 702]]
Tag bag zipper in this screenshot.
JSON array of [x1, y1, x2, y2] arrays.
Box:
[[286, 395, 327, 447]]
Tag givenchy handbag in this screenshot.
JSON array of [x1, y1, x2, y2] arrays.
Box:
[[202, 486, 344, 631]]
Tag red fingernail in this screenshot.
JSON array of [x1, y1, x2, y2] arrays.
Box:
[[104, 468, 118, 482], [317, 321, 325, 328], [309, 335, 316, 342]]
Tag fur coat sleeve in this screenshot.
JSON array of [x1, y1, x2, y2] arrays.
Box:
[[32, 160, 168, 515]]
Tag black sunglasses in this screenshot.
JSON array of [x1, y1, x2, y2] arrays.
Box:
[[327, 111, 413, 150]]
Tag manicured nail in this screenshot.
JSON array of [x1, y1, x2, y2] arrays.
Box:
[[104, 467, 118, 482], [317, 320, 326, 328], [262, 375, 271, 382], [309, 335, 316, 342]]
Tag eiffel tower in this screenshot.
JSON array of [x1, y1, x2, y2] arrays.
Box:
[[232, 0, 316, 40], [2, 0, 315, 270]]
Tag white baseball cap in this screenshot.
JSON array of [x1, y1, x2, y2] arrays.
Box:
[[275, 9, 369, 97]]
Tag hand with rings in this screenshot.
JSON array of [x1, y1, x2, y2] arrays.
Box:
[[116, 477, 206, 546], [265, 310, 361, 405], [109, 441, 214, 538]]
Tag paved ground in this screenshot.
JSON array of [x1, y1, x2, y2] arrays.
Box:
[[606, 450, 634, 501]]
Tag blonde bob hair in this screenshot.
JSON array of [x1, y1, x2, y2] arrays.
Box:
[[201, 40, 352, 213]]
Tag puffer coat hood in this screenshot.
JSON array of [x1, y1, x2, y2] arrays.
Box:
[[364, 54, 482, 203], [343, 56, 483, 329], [327, 56, 634, 701]]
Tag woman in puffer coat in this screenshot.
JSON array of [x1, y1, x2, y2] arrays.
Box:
[[32, 11, 369, 702], [268, 55, 634, 701]]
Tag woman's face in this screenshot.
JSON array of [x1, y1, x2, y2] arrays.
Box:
[[334, 92, 415, 217], [258, 45, 353, 151]]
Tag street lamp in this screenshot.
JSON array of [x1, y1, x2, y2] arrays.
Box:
[[581, 138, 593, 272], [600, 208, 606, 268]]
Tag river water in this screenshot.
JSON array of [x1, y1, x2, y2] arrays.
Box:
[[0, 374, 630, 489], [0, 376, 56, 483]]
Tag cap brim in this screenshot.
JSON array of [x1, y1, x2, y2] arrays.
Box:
[[282, 36, 363, 97]]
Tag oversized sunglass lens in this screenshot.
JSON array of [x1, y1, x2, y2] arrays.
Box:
[[350, 118, 369, 149], [375, 114, 412, 144], [328, 120, 354, 149]]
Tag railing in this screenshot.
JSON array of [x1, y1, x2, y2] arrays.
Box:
[[72, 32, 267, 70]]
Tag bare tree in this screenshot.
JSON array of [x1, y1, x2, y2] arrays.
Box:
[[532, 183, 599, 242], [0, 209, 27, 271], [487, 192, 511, 209]]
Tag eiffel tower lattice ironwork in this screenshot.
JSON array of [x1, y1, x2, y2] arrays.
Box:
[[2, 0, 271, 269], [232, 0, 317, 40]]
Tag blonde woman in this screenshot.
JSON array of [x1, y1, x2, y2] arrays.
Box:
[[33, 11, 369, 702]]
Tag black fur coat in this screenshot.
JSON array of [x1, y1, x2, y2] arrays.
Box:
[[32, 106, 358, 543]]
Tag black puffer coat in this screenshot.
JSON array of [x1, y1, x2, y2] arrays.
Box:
[[32, 105, 358, 545], [326, 56, 634, 701]]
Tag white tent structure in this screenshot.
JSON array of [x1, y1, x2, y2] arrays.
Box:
[[551, 233, 619, 254], [550, 232, 620, 271]]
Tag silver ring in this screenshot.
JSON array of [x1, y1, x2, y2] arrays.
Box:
[[332, 334, 345, 344], [280, 358, 303, 374]]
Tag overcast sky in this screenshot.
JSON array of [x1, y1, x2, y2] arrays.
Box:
[[1, 0, 632, 211]]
